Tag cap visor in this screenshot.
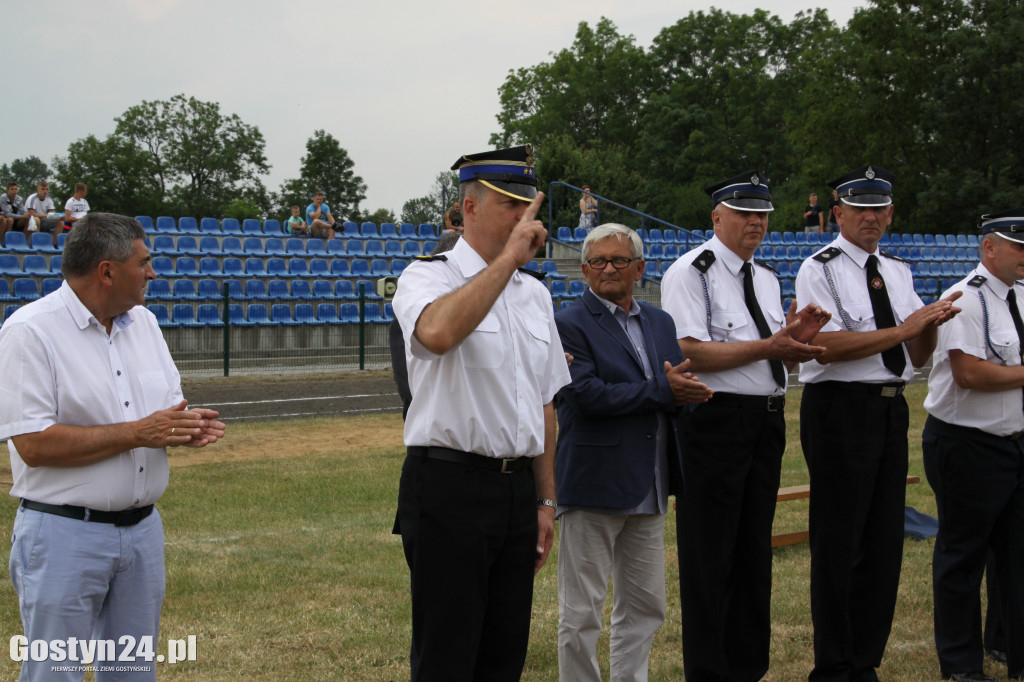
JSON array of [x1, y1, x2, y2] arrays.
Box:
[[720, 198, 774, 212], [479, 179, 537, 202], [993, 231, 1024, 246], [841, 195, 892, 208]]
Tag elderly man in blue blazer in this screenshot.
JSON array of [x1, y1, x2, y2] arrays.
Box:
[[554, 223, 712, 681]]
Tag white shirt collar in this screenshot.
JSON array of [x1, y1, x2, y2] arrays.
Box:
[[59, 280, 136, 333], [709, 234, 750, 276], [833, 232, 879, 269], [975, 262, 1011, 300]]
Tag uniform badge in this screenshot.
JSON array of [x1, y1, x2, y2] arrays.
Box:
[[751, 175, 760, 186], [865, 166, 876, 180], [871, 276, 885, 290]]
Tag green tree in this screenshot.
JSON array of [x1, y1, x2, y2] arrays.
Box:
[[223, 198, 263, 222], [276, 130, 366, 223], [0, 157, 51, 194], [51, 135, 163, 217], [364, 208, 396, 225], [400, 171, 459, 226]]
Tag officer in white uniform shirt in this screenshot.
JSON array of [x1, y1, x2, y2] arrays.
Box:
[[392, 145, 571, 682], [0, 213, 226, 681], [661, 171, 830, 682], [795, 164, 961, 682], [922, 208, 1024, 682]]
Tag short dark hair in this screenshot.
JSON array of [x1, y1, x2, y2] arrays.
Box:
[[62, 213, 146, 278], [6, 181, 16, 190]]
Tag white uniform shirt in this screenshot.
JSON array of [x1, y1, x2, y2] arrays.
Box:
[[65, 196, 90, 220], [661, 234, 786, 396], [25, 193, 55, 216], [796, 233, 923, 384], [393, 238, 571, 458], [0, 282, 183, 510], [924, 264, 1024, 436]]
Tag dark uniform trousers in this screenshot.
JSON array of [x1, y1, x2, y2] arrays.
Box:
[[397, 452, 538, 682], [676, 396, 785, 682], [800, 382, 909, 682], [922, 416, 1024, 679]]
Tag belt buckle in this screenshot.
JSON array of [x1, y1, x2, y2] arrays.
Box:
[[880, 385, 900, 398], [499, 458, 516, 474], [767, 396, 783, 412]]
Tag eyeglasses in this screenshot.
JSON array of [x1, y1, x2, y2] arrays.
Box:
[[584, 257, 638, 270]]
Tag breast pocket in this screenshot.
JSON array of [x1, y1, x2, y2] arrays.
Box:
[[462, 314, 504, 368], [765, 306, 785, 334], [989, 327, 1020, 365], [137, 371, 173, 414], [844, 303, 877, 332], [709, 310, 751, 341]]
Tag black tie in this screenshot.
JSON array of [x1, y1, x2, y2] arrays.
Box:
[[741, 262, 786, 388], [1008, 290, 1024, 363], [866, 255, 906, 377]]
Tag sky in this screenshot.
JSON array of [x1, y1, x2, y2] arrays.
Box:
[[7, 0, 867, 217]]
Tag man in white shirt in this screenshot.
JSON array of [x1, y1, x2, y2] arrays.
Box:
[[922, 208, 1024, 682], [795, 165, 960, 682], [392, 145, 570, 681], [24, 180, 61, 235], [64, 182, 90, 228], [0, 212, 226, 681]]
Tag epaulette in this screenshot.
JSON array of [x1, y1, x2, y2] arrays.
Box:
[[518, 267, 546, 281], [413, 254, 448, 262], [812, 247, 842, 263], [880, 250, 909, 264], [967, 275, 986, 288], [691, 250, 716, 274], [753, 259, 778, 275]]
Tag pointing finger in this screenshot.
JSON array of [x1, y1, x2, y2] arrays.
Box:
[[521, 192, 545, 223]]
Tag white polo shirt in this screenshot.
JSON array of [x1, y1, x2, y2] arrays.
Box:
[[796, 233, 923, 384], [924, 264, 1024, 437], [0, 282, 183, 510], [393, 238, 571, 458], [64, 196, 90, 221]]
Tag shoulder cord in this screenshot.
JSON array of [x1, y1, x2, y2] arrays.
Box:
[[699, 272, 715, 341], [823, 263, 855, 331], [977, 290, 1007, 364]]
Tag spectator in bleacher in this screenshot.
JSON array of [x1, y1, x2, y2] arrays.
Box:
[[0, 181, 29, 244], [804, 192, 825, 235], [305, 191, 337, 239], [25, 181, 61, 236], [62, 182, 90, 242], [579, 185, 598, 232], [0, 212, 226, 681], [392, 144, 570, 681], [826, 188, 840, 233], [287, 205, 310, 235], [795, 164, 961, 682], [554, 223, 711, 681], [661, 171, 831, 682], [921, 207, 1024, 682], [443, 201, 463, 233]]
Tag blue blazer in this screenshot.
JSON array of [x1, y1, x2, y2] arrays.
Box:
[[554, 289, 685, 509]]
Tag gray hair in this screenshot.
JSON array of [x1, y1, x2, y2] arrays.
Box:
[[581, 223, 644, 263], [459, 180, 486, 206], [432, 232, 461, 254], [62, 213, 147, 278]]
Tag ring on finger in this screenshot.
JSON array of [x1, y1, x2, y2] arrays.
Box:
[[171, 427, 176, 436]]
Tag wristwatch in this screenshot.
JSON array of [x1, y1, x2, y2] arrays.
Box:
[[537, 498, 556, 509]]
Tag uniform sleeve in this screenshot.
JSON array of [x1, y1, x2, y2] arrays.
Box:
[[542, 305, 571, 404], [661, 261, 712, 341], [935, 288, 986, 360], [0, 323, 58, 440], [392, 261, 454, 361], [796, 261, 848, 333]]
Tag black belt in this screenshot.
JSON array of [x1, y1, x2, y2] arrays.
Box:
[[408, 446, 531, 474], [928, 415, 1024, 442], [819, 380, 906, 398], [20, 499, 155, 527], [711, 392, 785, 412]]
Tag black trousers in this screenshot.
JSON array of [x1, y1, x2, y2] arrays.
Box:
[[676, 396, 785, 682], [800, 382, 909, 682], [397, 451, 538, 682], [923, 416, 1024, 678]]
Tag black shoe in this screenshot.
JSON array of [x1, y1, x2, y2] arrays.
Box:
[[985, 648, 1007, 664], [946, 673, 996, 682]]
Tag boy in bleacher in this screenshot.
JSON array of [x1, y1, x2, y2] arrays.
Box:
[[287, 205, 309, 235]]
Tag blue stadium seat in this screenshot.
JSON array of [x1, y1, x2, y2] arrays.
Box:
[[549, 280, 567, 299], [403, 241, 422, 257], [49, 255, 62, 275], [782, 232, 795, 245], [227, 304, 251, 326], [176, 236, 201, 256], [557, 226, 572, 242], [663, 230, 678, 244], [267, 258, 289, 279], [220, 219, 242, 235], [197, 304, 223, 326], [271, 303, 299, 326], [309, 258, 330, 278], [647, 244, 664, 260], [643, 261, 661, 280], [399, 223, 418, 240], [934, 234, 947, 247], [264, 238, 286, 256], [0, 254, 20, 276], [266, 279, 291, 300], [391, 260, 408, 276], [794, 233, 808, 245], [923, 233, 936, 246], [317, 303, 341, 324], [147, 304, 174, 327], [907, 247, 922, 261], [418, 224, 436, 240], [290, 280, 313, 299], [777, 262, 793, 278], [223, 258, 247, 279], [262, 219, 283, 236], [806, 233, 820, 246], [244, 258, 268, 278], [568, 280, 586, 297], [541, 261, 567, 279], [155, 217, 176, 233], [312, 280, 334, 299], [366, 240, 385, 257], [768, 232, 783, 245], [199, 257, 224, 278], [285, 238, 307, 257], [151, 257, 175, 278], [385, 240, 403, 258], [423, 240, 437, 255], [294, 303, 318, 325], [197, 279, 222, 301], [912, 234, 924, 246], [663, 244, 680, 260], [135, 216, 155, 231], [173, 279, 199, 300], [781, 279, 796, 297], [306, 240, 326, 258], [346, 240, 365, 256], [3, 231, 30, 252], [648, 229, 663, 243], [331, 260, 353, 278], [178, 217, 200, 234], [341, 222, 360, 239], [246, 304, 272, 326], [221, 237, 245, 256], [41, 278, 62, 297], [23, 255, 49, 276], [381, 223, 399, 239], [200, 218, 220, 234], [966, 247, 979, 261], [175, 257, 199, 278], [152, 235, 179, 255], [30, 232, 59, 253], [199, 236, 225, 256], [288, 259, 310, 278], [147, 279, 172, 300], [954, 247, 967, 262], [339, 303, 360, 323], [368, 259, 389, 277], [952, 262, 966, 277], [925, 278, 939, 295], [332, 280, 355, 299], [361, 222, 380, 238], [326, 239, 348, 257], [573, 227, 588, 242], [172, 304, 198, 327]]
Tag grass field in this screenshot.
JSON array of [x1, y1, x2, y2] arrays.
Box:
[[0, 383, 1008, 681]]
